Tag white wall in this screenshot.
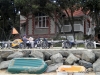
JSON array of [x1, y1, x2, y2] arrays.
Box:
[[50, 19, 55, 34]]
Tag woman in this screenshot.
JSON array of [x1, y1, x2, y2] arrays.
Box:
[[28, 37, 34, 48]]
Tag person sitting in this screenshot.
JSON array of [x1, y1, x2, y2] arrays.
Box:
[[36, 37, 41, 48], [34, 37, 41, 48], [22, 35, 28, 48], [62, 38, 72, 48], [28, 37, 34, 48], [34, 38, 37, 48], [42, 38, 48, 49]]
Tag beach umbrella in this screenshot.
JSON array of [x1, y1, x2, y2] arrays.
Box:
[[12, 27, 19, 34]]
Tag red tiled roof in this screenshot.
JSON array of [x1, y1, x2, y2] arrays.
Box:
[[73, 9, 84, 17], [64, 8, 89, 17]]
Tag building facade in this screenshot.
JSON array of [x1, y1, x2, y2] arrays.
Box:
[[20, 11, 94, 39]]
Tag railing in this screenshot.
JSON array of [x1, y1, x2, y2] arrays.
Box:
[[0, 39, 98, 49], [0, 41, 12, 49], [60, 24, 84, 32]]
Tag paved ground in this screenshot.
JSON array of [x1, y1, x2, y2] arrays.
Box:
[[0, 47, 100, 51], [17, 47, 100, 50]]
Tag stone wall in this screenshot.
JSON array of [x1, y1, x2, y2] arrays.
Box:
[[0, 49, 100, 75]]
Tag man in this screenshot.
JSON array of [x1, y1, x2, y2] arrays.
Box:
[[22, 35, 28, 48]]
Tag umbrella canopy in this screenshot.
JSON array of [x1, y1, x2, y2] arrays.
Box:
[[12, 27, 19, 34]]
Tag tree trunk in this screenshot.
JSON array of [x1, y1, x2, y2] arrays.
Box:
[[65, 9, 75, 42], [70, 9, 75, 42]]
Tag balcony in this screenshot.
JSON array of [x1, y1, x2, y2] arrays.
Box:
[[60, 24, 84, 32]]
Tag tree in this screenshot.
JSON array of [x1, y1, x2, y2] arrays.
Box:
[[14, 0, 41, 16], [82, 0, 100, 36], [40, 0, 81, 40], [53, 0, 81, 40], [15, 0, 82, 40], [0, 0, 14, 40], [15, 0, 66, 38]]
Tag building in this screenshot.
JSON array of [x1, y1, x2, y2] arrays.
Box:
[[20, 10, 94, 39]]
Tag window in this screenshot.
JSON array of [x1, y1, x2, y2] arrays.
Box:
[[35, 16, 49, 28]]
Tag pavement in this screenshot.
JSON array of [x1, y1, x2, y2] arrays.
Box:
[[0, 46, 100, 51], [12, 47, 100, 51]]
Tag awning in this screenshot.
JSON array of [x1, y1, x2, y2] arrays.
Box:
[[20, 15, 26, 24], [12, 27, 19, 34]]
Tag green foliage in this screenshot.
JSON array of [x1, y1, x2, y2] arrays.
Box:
[[83, 34, 91, 40], [82, 0, 100, 13], [1, 0, 100, 40], [82, 0, 100, 36], [0, 0, 21, 40], [14, 0, 84, 40]]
